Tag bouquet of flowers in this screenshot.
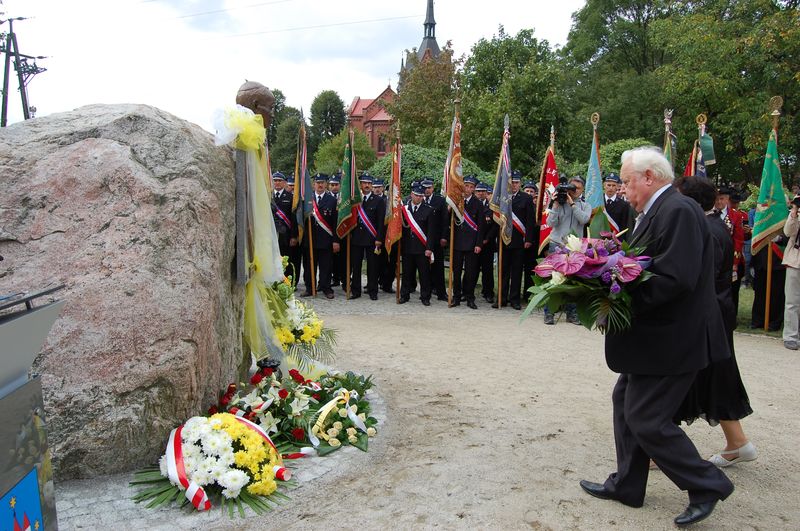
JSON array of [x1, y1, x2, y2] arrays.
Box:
[[523, 233, 652, 334], [213, 367, 378, 456], [131, 413, 292, 516]]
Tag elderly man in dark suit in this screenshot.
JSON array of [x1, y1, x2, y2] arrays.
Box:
[[579, 147, 734, 527]]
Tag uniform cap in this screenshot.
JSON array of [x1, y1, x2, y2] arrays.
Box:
[[421, 178, 435, 188], [603, 173, 621, 183], [328, 175, 341, 184], [411, 185, 425, 195], [475, 182, 489, 192], [272, 171, 286, 181], [464, 175, 479, 185], [314, 173, 329, 182], [359, 173, 373, 183]]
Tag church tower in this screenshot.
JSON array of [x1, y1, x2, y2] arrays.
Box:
[[417, 0, 440, 61]]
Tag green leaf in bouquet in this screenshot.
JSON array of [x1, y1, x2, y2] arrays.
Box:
[[316, 442, 342, 456], [575, 302, 595, 330], [351, 433, 369, 452]]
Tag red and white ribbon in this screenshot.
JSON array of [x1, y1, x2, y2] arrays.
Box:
[[312, 199, 334, 237], [283, 446, 316, 460], [165, 426, 211, 511], [402, 205, 428, 246], [462, 209, 478, 232], [511, 212, 526, 236]]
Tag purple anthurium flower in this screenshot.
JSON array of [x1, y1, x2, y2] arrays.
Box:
[[616, 256, 644, 282], [534, 251, 587, 277]]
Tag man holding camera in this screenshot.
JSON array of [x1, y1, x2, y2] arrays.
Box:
[[782, 195, 800, 350], [543, 176, 592, 324]]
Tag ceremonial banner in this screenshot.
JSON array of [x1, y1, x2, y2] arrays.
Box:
[[336, 130, 362, 238], [293, 123, 313, 242], [385, 140, 403, 249], [585, 126, 618, 235], [442, 115, 465, 221], [683, 141, 706, 178], [751, 129, 788, 254], [536, 146, 559, 254], [490, 120, 513, 245]]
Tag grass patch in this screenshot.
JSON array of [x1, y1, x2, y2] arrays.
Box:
[[736, 285, 782, 338]]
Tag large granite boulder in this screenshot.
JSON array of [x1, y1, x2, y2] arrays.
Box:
[[0, 104, 244, 479]]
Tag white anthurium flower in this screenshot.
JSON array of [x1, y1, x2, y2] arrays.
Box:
[[551, 271, 567, 285], [565, 234, 583, 253]]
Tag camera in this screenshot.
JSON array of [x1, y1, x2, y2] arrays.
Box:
[[554, 177, 577, 205], [791, 195, 800, 208]]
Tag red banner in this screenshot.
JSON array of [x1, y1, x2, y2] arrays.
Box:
[[537, 147, 559, 253]]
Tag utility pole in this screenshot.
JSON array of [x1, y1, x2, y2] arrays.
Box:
[[1, 15, 47, 127]]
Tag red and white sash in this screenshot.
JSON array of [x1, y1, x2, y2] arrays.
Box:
[[402, 205, 428, 246], [357, 203, 378, 238], [511, 212, 526, 236], [165, 426, 211, 511], [274, 207, 292, 229], [312, 198, 334, 237], [462, 208, 478, 232]]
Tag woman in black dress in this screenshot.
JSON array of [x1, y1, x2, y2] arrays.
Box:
[[673, 176, 756, 467]]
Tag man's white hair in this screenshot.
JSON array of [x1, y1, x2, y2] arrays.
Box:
[[621, 146, 674, 183]]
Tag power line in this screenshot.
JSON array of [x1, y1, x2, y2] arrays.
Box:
[[175, 0, 292, 20], [227, 14, 420, 38]]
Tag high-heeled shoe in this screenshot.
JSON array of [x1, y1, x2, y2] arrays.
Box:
[[709, 441, 757, 467]]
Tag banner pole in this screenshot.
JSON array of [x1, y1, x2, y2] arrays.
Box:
[[395, 240, 402, 304], [346, 234, 352, 299], [448, 216, 455, 306], [765, 244, 773, 332], [307, 217, 316, 297], [497, 242, 503, 309]]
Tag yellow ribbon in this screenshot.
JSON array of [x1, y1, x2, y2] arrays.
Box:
[[223, 107, 266, 152], [312, 390, 350, 442]]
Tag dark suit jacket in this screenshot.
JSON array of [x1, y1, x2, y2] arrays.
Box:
[[707, 214, 736, 334], [605, 186, 730, 375], [309, 192, 338, 249], [507, 191, 536, 249], [272, 189, 296, 243], [425, 193, 447, 243], [447, 196, 485, 252], [402, 202, 436, 254], [351, 193, 386, 246], [481, 199, 498, 252], [605, 196, 635, 239]]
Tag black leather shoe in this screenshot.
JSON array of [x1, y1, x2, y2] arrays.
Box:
[[449, 301, 461, 307], [421, 299, 430, 306], [484, 295, 494, 303], [437, 294, 448, 301], [369, 293, 378, 300], [324, 291, 334, 299], [382, 286, 395, 293], [511, 302, 521, 310], [674, 501, 717, 527], [349, 293, 361, 300], [301, 291, 312, 297], [467, 300, 477, 309], [579, 480, 643, 508], [398, 296, 409, 304]]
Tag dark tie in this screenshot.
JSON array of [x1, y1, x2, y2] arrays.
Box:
[[413, 205, 418, 214], [316, 195, 321, 204], [606, 199, 613, 207]]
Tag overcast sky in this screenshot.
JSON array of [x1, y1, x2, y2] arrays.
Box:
[[3, 0, 586, 132]]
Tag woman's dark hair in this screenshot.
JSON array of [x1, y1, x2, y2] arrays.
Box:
[[674, 175, 717, 211]]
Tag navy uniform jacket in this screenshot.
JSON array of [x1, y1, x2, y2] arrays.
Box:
[[425, 193, 447, 243], [507, 191, 536, 249], [447, 195, 485, 252], [605, 187, 730, 375], [481, 199, 498, 252], [351, 193, 386, 246], [308, 191, 339, 249], [402, 202, 436, 254], [272, 188, 296, 243], [605, 195, 635, 236]]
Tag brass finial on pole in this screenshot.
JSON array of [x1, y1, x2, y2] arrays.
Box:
[[590, 112, 600, 130], [770, 96, 783, 131], [549, 125, 555, 150], [454, 95, 462, 119]]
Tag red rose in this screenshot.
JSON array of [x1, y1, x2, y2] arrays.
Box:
[[207, 405, 218, 415], [250, 372, 264, 385], [220, 395, 231, 406], [262, 367, 274, 377], [278, 389, 289, 399], [291, 427, 306, 441], [226, 383, 237, 393], [312, 393, 321, 400], [289, 369, 304, 384]]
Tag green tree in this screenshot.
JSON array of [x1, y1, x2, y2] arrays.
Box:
[[367, 143, 491, 194], [309, 90, 346, 158], [313, 129, 377, 176], [460, 27, 569, 176], [270, 115, 305, 175], [387, 42, 462, 149], [267, 89, 301, 147]]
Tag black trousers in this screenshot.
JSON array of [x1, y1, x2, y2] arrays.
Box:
[[380, 243, 398, 290], [350, 244, 379, 296], [603, 373, 734, 507], [302, 246, 332, 293], [479, 248, 495, 298], [288, 243, 302, 289], [751, 267, 785, 329], [401, 253, 431, 301], [499, 245, 524, 305], [431, 244, 447, 296], [452, 249, 479, 302], [522, 246, 537, 301]]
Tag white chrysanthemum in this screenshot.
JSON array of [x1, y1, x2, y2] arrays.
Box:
[[219, 469, 249, 497], [191, 468, 212, 486], [183, 454, 200, 476], [159, 455, 169, 477], [217, 449, 235, 467], [202, 430, 232, 457]]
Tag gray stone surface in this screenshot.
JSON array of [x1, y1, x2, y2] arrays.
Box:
[[0, 104, 243, 479]]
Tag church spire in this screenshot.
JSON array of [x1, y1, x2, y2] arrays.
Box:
[[424, 0, 436, 39]]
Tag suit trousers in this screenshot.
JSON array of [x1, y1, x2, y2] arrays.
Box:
[[302, 247, 332, 293], [499, 246, 524, 305], [350, 244, 379, 296], [479, 249, 495, 298], [288, 244, 302, 289], [431, 245, 447, 296], [401, 253, 432, 301], [380, 243, 398, 290], [603, 372, 734, 507], [452, 249, 479, 302], [783, 266, 800, 343]]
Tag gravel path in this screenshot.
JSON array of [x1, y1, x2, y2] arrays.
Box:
[[56, 286, 800, 530]]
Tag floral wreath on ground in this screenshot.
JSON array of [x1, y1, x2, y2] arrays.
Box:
[[132, 367, 377, 516]]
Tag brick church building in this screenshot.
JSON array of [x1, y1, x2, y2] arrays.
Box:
[[347, 0, 441, 159]]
